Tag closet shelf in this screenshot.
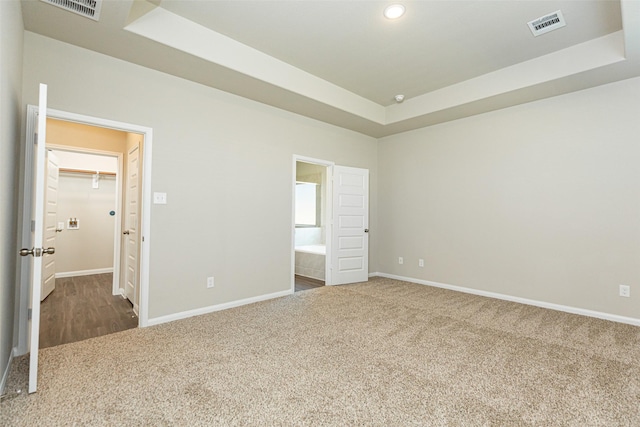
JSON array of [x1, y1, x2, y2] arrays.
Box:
[[59, 168, 116, 176]]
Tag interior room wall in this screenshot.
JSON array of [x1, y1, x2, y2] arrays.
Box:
[[0, 0, 24, 391], [53, 151, 118, 275], [21, 32, 378, 320], [378, 76, 640, 320], [46, 118, 128, 153]]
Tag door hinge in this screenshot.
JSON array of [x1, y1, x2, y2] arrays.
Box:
[[31, 220, 35, 232], [28, 308, 32, 320]]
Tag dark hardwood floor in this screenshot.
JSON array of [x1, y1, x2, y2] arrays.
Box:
[[39, 273, 138, 349], [294, 275, 325, 292]]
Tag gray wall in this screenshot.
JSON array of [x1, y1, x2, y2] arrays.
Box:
[[378, 77, 640, 319], [21, 32, 378, 319], [0, 0, 23, 391]]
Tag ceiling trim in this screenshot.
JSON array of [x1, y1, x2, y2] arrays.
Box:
[[120, 0, 640, 137], [386, 31, 626, 124], [124, 6, 386, 124]]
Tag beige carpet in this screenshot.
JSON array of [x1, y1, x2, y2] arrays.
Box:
[[2, 277, 640, 426]]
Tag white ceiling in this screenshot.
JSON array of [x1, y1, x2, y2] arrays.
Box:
[[20, 0, 640, 137]]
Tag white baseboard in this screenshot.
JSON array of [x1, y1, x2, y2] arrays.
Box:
[[1, 347, 17, 395], [56, 268, 114, 278], [373, 272, 640, 327], [147, 289, 293, 327]]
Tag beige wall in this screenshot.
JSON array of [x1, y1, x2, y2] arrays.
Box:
[[22, 32, 378, 319], [296, 162, 325, 185], [55, 173, 117, 274], [0, 0, 23, 389], [47, 118, 127, 153], [378, 77, 640, 319]]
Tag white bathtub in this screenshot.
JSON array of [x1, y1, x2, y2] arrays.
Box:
[[294, 244, 326, 255], [295, 244, 326, 280]]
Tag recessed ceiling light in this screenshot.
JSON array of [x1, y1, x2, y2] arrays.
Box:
[[384, 4, 405, 20]]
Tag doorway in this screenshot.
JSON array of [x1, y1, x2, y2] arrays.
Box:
[[40, 143, 138, 348], [16, 106, 153, 357], [294, 160, 329, 292], [291, 155, 371, 292]]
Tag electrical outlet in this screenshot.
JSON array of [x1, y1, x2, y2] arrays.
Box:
[[619, 284, 630, 298], [419, 259, 424, 267], [398, 257, 404, 265], [207, 276, 215, 288], [153, 192, 167, 204]]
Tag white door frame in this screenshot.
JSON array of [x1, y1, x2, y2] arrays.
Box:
[[292, 155, 334, 290], [16, 106, 153, 354], [47, 144, 124, 297]]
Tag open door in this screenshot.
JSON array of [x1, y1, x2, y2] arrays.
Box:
[[19, 84, 52, 393], [123, 142, 140, 311], [41, 150, 59, 301], [331, 165, 369, 285]]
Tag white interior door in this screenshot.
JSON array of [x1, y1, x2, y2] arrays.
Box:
[[22, 84, 48, 393], [123, 143, 140, 309], [331, 165, 369, 285], [41, 150, 59, 301]]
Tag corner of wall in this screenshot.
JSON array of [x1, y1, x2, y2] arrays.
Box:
[[0, 0, 25, 396]]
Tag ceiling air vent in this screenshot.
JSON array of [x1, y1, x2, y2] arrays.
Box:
[[40, 0, 102, 21], [527, 10, 566, 37]]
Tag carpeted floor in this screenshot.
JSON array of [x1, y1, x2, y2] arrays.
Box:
[[2, 277, 640, 426]]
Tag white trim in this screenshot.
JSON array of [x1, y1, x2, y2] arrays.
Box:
[[374, 272, 640, 327], [292, 155, 334, 292], [0, 347, 17, 395], [147, 289, 293, 326], [55, 268, 114, 278]]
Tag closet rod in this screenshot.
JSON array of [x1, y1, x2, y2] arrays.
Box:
[[59, 168, 116, 177]]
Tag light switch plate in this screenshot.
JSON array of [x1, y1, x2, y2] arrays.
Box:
[[153, 192, 167, 204]]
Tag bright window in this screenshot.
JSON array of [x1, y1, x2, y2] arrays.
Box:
[[295, 182, 319, 226]]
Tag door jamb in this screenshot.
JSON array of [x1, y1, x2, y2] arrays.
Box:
[[16, 106, 153, 354], [292, 155, 334, 292]]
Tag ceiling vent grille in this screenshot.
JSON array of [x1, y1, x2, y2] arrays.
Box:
[[527, 10, 566, 37], [40, 0, 102, 21]]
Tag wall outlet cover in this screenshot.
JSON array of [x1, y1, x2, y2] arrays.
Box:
[[619, 284, 630, 297], [153, 192, 167, 204]]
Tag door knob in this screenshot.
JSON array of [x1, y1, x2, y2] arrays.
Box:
[[19, 247, 54, 257], [19, 248, 34, 257], [123, 230, 130, 235], [55, 228, 63, 233], [364, 229, 369, 233]]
